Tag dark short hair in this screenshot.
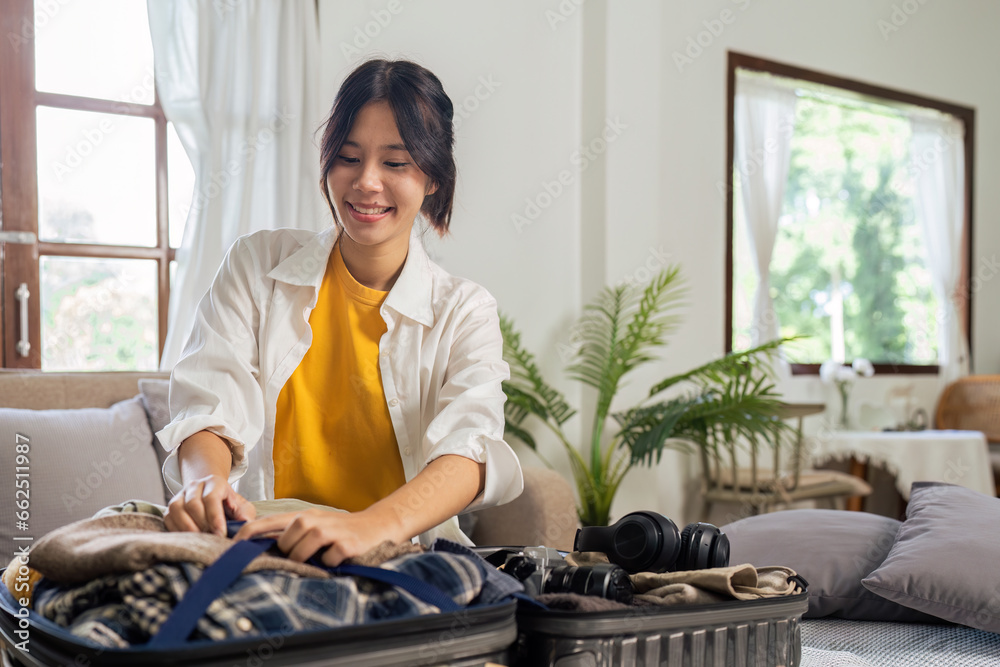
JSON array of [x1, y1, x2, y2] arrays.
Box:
[[319, 59, 456, 235]]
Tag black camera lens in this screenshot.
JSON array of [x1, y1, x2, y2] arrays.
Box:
[[544, 564, 634, 605], [714, 533, 731, 567], [504, 555, 538, 582]]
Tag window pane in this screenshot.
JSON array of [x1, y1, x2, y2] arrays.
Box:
[[733, 90, 939, 366], [168, 123, 195, 248], [34, 0, 155, 104], [36, 106, 156, 247], [41, 257, 158, 371]]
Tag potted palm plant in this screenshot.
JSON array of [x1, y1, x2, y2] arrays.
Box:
[[501, 267, 791, 527]]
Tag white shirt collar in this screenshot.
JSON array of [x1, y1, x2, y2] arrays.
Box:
[[267, 225, 435, 328]]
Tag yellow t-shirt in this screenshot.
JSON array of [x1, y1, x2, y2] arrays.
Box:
[[272, 242, 406, 512]]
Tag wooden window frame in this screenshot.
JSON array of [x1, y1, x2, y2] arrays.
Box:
[[724, 51, 975, 376], [0, 0, 175, 369]]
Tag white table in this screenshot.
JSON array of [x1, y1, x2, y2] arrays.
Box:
[[808, 429, 995, 500]]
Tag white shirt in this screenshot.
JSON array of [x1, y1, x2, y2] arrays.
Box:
[[157, 225, 524, 545]]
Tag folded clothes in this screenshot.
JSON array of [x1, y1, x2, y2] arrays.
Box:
[[33, 548, 494, 648], [630, 564, 799, 605], [560, 551, 800, 609], [535, 593, 632, 611]]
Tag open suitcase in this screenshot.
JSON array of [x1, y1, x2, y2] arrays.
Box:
[[2, 562, 807, 667], [0, 573, 517, 667]]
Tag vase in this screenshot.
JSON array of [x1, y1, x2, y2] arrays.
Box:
[[837, 382, 851, 430]]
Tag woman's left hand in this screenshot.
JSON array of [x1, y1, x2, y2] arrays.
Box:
[[232, 509, 395, 566]]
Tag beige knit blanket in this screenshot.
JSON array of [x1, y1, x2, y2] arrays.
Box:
[[2, 500, 425, 607], [24, 513, 332, 584]]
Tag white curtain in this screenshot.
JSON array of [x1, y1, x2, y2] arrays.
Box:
[[734, 76, 798, 348], [910, 115, 969, 384], [149, 0, 328, 369]]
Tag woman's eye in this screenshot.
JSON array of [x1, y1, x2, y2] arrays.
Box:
[[385, 161, 409, 168], [337, 155, 359, 164]]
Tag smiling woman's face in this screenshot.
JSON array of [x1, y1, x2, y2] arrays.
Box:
[[326, 100, 437, 249]]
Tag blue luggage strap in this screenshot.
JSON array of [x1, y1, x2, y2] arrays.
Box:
[[147, 532, 461, 648]]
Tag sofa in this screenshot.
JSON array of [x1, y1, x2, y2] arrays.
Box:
[[0, 370, 580, 560]]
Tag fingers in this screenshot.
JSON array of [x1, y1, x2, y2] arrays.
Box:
[[163, 476, 231, 535], [318, 542, 350, 568], [280, 519, 359, 567], [232, 511, 361, 566], [284, 524, 342, 565], [202, 487, 228, 537], [163, 491, 201, 533], [223, 490, 257, 523]]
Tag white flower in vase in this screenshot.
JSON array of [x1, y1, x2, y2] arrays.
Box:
[[820, 358, 875, 429], [852, 358, 875, 378]]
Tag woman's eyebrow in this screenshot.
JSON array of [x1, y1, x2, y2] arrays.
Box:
[[342, 140, 409, 151]]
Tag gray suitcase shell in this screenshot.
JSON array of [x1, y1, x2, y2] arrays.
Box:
[[513, 591, 808, 667]]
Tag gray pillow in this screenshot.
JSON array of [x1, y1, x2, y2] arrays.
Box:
[[0, 397, 167, 557], [138, 378, 173, 501], [862, 482, 1000, 633], [722, 509, 941, 622]]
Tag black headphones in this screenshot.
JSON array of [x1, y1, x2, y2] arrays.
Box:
[[574, 511, 730, 574]]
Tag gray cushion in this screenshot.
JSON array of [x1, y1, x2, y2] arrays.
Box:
[[722, 509, 941, 621], [138, 378, 173, 501], [862, 482, 1000, 633], [0, 397, 167, 557]]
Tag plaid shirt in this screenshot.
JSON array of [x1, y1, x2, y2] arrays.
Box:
[[33, 542, 520, 648]]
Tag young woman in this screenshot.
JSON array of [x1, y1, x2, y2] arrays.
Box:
[[157, 59, 523, 566]]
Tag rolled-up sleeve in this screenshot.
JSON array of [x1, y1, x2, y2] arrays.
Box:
[[157, 237, 267, 495], [421, 296, 523, 511]]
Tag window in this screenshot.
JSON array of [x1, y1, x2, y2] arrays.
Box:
[[0, 0, 194, 371], [725, 52, 973, 375]]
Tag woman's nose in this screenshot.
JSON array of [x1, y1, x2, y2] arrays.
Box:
[[354, 161, 383, 192]]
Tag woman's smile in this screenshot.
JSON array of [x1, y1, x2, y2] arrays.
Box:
[[346, 201, 394, 222]]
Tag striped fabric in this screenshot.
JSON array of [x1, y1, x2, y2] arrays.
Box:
[[801, 619, 1000, 667]]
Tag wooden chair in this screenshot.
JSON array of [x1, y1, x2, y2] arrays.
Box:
[[935, 375, 1000, 497], [700, 403, 872, 518]]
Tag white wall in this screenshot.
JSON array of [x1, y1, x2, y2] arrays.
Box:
[[319, 0, 1000, 525]]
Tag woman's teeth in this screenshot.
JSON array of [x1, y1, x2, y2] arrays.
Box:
[[351, 203, 391, 215]]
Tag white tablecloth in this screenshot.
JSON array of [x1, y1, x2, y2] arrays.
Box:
[[808, 429, 995, 499]]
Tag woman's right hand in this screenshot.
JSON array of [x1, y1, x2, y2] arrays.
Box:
[[163, 474, 257, 536]]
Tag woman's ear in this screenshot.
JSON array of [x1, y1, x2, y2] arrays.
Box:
[[426, 181, 438, 197]]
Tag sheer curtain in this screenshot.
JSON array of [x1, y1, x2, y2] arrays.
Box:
[[149, 0, 328, 369], [734, 75, 798, 349], [910, 115, 969, 384]]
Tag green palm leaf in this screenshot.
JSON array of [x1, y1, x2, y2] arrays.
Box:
[[618, 344, 791, 467], [500, 313, 576, 436], [566, 267, 685, 474], [648, 338, 792, 397]]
